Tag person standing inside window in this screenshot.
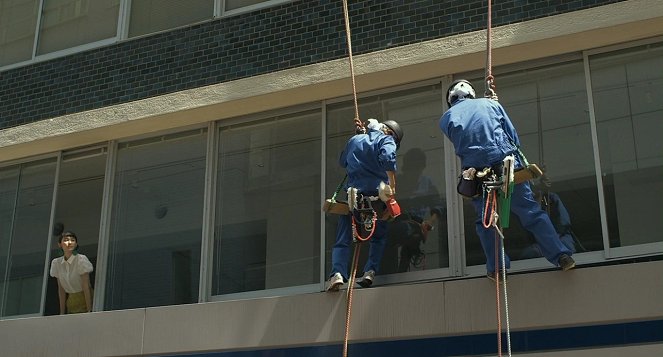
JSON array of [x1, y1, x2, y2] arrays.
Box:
[[50, 231, 94, 314]]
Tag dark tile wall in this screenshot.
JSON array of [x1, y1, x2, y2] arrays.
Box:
[[0, 0, 625, 129]]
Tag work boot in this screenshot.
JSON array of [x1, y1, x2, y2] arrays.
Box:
[[486, 271, 507, 284], [356, 270, 375, 288], [326, 272, 344, 292], [559, 254, 576, 271]]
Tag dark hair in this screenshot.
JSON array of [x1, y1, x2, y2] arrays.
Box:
[[59, 231, 78, 243]]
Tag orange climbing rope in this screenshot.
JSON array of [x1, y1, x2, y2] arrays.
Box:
[[341, 0, 365, 135], [483, 1, 512, 356], [340, 1, 367, 356], [485, 0, 498, 100]]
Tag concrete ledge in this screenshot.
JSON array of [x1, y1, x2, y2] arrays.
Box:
[[0, 309, 145, 357], [0, 261, 661, 356]]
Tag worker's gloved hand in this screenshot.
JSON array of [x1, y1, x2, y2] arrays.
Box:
[[378, 182, 393, 202]]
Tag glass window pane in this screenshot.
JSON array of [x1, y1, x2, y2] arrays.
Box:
[[36, 0, 120, 55], [44, 149, 106, 315], [0, 159, 56, 317], [105, 130, 207, 310], [213, 109, 322, 295], [325, 84, 450, 280], [224, 0, 269, 12], [590, 42, 663, 249], [128, 0, 213, 38], [0, 166, 20, 316], [463, 62, 602, 269], [0, 0, 39, 66]]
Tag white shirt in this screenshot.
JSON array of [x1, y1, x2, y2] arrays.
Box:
[[50, 254, 93, 294]]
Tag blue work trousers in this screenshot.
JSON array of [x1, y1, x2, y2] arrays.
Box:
[[330, 214, 388, 280], [472, 182, 573, 273]]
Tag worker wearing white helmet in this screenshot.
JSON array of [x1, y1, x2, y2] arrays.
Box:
[[439, 79, 575, 281]]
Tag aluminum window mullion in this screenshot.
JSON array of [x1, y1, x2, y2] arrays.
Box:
[[0, 166, 22, 317], [31, 0, 46, 59], [440, 76, 466, 278], [214, 0, 222, 17], [38, 153, 62, 316], [582, 52, 612, 259], [319, 100, 328, 290], [198, 122, 218, 303], [92, 140, 118, 312], [117, 0, 131, 40]]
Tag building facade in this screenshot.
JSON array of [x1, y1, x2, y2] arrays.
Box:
[[0, 0, 662, 356]]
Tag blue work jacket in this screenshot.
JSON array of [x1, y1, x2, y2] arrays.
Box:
[[340, 128, 397, 193], [439, 98, 521, 169]]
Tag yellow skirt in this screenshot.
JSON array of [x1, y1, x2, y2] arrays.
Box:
[[66, 289, 93, 314]]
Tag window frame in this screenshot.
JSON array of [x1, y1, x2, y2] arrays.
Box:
[[208, 102, 322, 302], [0, 0, 293, 72], [583, 36, 663, 260]]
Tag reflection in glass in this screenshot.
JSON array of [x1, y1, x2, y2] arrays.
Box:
[[128, 0, 213, 38], [225, 0, 268, 11], [0, 159, 56, 317], [325, 84, 449, 279], [0, 0, 40, 66], [37, 0, 120, 55], [213, 110, 321, 295], [106, 130, 206, 310], [590, 43, 663, 249]]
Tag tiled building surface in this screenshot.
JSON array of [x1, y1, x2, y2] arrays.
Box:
[[0, 0, 624, 129]]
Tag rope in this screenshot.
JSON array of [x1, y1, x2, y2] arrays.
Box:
[[343, 243, 362, 357], [494, 237, 502, 357], [500, 234, 512, 357], [341, 0, 365, 134], [482, 189, 497, 229], [492, 220, 513, 357], [331, 175, 348, 202], [484, 0, 498, 100], [483, 184, 513, 357], [351, 212, 377, 242], [484, 3, 511, 354], [343, 205, 377, 357], [339, 3, 373, 355]]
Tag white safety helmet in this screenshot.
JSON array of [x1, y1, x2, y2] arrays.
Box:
[[446, 79, 476, 106]]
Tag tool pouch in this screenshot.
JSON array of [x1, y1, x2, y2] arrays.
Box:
[[457, 167, 481, 198], [457, 177, 480, 198], [514, 163, 543, 184], [322, 199, 350, 215]]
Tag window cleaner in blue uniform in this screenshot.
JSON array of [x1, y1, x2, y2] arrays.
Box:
[[326, 119, 404, 292], [439, 79, 575, 281]]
